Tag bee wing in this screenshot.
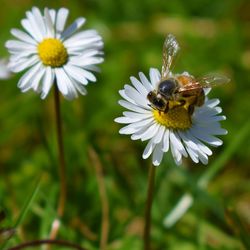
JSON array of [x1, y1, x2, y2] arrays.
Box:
[[178, 82, 202, 93], [161, 34, 180, 80], [197, 73, 230, 88], [178, 74, 230, 93]]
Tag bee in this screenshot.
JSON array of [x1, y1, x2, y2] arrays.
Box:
[[147, 34, 230, 115]]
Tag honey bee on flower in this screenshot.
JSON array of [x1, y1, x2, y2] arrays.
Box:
[[147, 34, 229, 116]]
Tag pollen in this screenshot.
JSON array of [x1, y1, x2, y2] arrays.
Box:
[[153, 106, 192, 130], [38, 38, 68, 67]]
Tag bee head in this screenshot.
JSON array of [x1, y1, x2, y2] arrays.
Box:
[[147, 91, 166, 111]]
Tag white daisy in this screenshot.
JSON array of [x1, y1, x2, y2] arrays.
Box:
[[6, 7, 104, 100], [115, 68, 227, 166], [0, 58, 11, 79]]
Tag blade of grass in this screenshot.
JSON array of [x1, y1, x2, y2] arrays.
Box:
[[197, 122, 250, 188], [39, 187, 58, 239], [225, 208, 250, 249], [0, 211, 6, 223], [0, 176, 41, 250], [164, 120, 250, 228]]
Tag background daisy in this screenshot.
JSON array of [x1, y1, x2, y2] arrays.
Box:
[[6, 7, 104, 100], [115, 68, 227, 166], [0, 58, 11, 79]]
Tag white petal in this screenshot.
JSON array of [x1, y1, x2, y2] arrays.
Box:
[[64, 64, 95, 83], [71, 49, 101, 59], [54, 68, 68, 95], [178, 130, 208, 164], [31, 7, 46, 37], [17, 62, 41, 90], [162, 129, 170, 152], [124, 85, 149, 108], [64, 36, 102, 48], [67, 74, 87, 96], [123, 111, 152, 120], [8, 50, 37, 60], [205, 98, 220, 108], [199, 115, 226, 123], [119, 89, 137, 104], [204, 88, 211, 95], [49, 9, 56, 25], [83, 57, 104, 66], [44, 8, 55, 37], [140, 122, 161, 141], [170, 130, 187, 157], [152, 142, 164, 166], [55, 68, 77, 99], [149, 68, 160, 88], [130, 117, 155, 129], [21, 18, 41, 42], [119, 124, 140, 135], [63, 30, 100, 43], [153, 125, 165, 144], [10, 55, 39, 72], [143, 138, 156, 159], [6, 40, 36, 51], [71, 80, 87, 96], [189, 127, 223, 146], [83, 65, 101, 72], [61, 18, 86, 40], [41, 67, 55, 99], [25, 11, 44, 41], [197, 151, 208, 165], [184, 130, 212, 156], [67, 42, 103, 54], [32, 64, 46, 92], [10, 29, 37, 45], [178, 130, 201, 154], [56, 8, 69, 33], [170, 141, 182, 165], [185, 146, 199, 163], [68, 50, 104, 66], [130, 119, 156, 140], [138, 72, 153, 92], [130, 76, 148, 97], [115, 117, 140, 124], [118, 100, 151, 114], [193, 124, 227, 136]]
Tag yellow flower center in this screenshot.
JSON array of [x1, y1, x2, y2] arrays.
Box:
[[153, 106, 192, 130], [38, 38, 68, 67]]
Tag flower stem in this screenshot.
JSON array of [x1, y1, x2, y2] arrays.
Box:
[[143, 164, 156, 250], [8, 239, 86, 250], [54, 84, 67, 218], [88, 146, 110, 250]]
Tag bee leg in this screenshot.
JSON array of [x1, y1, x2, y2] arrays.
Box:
[[188, 105, 195, 115], [197, 91, 205, 106], [148, 104, 157, 110], [164, 102, 169, 113]]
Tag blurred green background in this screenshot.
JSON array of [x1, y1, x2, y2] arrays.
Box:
[[0, 0, 250, 249]]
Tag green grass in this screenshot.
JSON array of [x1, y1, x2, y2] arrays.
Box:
[[0, 0, 250, 249]]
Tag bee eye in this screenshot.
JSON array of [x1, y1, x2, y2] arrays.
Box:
[[159, 79, 177, 97]]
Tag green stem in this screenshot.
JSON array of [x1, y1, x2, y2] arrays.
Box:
[[8, 239, 86, 250], [143, 164, 156, 250], [54, 85, 67, 218]]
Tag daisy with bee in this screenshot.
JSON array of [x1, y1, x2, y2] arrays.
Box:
[[116, 34, 228, 166]]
